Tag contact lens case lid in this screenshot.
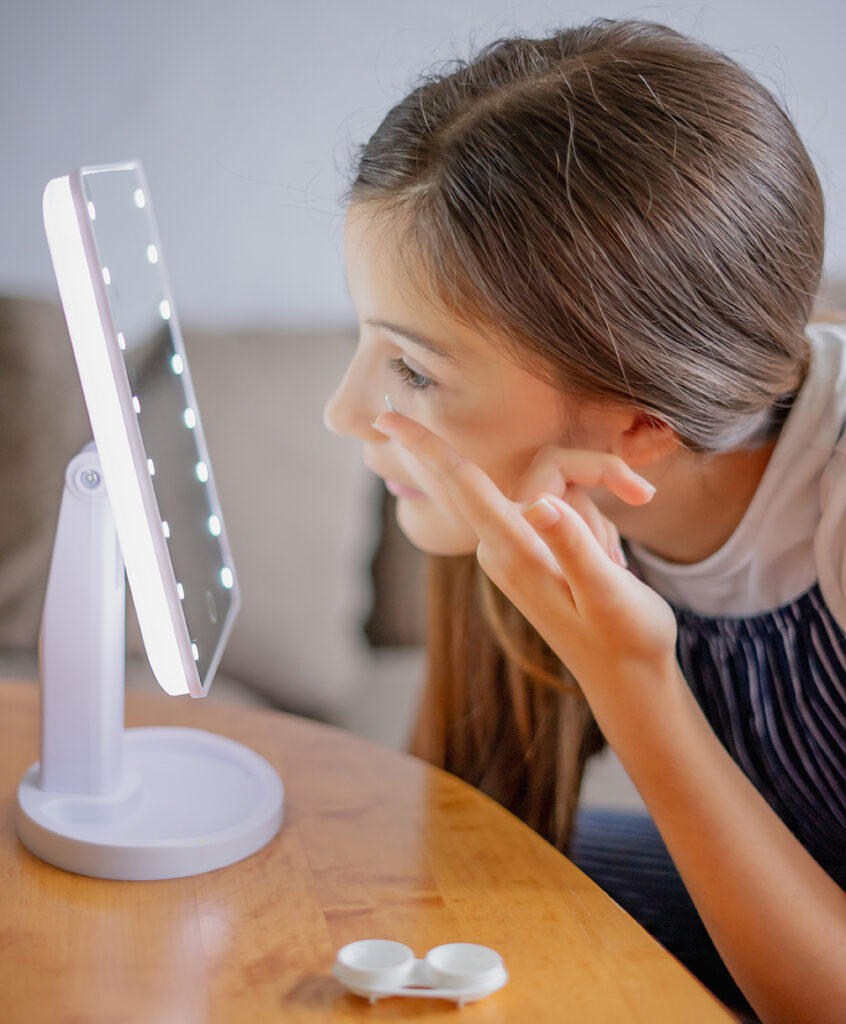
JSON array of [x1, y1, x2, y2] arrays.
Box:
[[333, 938, 508, 1006]]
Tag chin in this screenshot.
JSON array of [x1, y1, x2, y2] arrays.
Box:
[[394, 499, 478, 557]]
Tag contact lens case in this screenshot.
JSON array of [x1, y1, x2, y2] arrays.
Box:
[[333, 939, 508, 1006]]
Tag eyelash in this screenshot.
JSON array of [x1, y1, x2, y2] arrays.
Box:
[[389, 357, 434, 391]]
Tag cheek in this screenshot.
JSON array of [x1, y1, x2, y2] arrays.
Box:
[[459, 395, 581, 497], [483, 449, 536, 497], [453, 429, 553, 499], [394, 494, 479, 556]]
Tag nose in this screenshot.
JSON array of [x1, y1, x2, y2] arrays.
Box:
[[322, 343, 386, 441]]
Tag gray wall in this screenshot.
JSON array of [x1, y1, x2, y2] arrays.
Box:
[[2, 0, 844, 329]]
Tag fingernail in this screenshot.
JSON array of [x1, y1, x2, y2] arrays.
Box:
[[615, 543, 628, 568], [522, 497, 561, 529], [372, 413, 392, 435]]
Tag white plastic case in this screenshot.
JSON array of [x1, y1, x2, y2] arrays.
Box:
[[333, 939, 508, 1006]]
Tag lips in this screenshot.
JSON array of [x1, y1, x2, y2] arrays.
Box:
[[364, 458, 425, 499], [383, 478, 425, 499]]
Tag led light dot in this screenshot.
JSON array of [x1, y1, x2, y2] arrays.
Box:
[[117, 332, 126, 350], [183, 408, 196, 429], [132, 396, 141, 414], [87, 201, 96, 220], [159, 299, 171, 320], [134, 188, 146, 208], [162, 520, 170, 538], [208, 514, 221, 537], [195, 460, 209, 483], [191, 642, 200, 662], [220, 567, 234, 590], [176, 582, 185, 600], [147, 244, 158, 264], [171, 353, 184, 374], [102, 266, 111, 285], [147, 458, 155, 476]]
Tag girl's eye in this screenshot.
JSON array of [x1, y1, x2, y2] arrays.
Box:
[[389, 356, 434, 390]]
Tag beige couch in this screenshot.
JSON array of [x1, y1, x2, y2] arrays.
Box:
[[0, 294, 426, 749]]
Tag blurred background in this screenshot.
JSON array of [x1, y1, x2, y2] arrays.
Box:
[[2, 0, 846, 329]]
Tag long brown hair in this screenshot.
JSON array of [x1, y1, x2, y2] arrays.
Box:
[[347, 19, 825, 848]]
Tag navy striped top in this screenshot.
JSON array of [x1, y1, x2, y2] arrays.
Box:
[[674, 583, 846, 887]]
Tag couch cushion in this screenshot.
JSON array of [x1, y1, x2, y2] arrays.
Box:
[[0, 296, 91, 647]]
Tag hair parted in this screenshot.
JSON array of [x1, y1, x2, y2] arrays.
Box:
[[349, 17, 824, 453], [347, 18, 826, 848]]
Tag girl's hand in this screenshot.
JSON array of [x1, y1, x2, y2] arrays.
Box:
[[373, 411, 679, 696], [506, 442, 656, 568]]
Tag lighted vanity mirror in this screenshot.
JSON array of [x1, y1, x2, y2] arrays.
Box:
[[16, 161, 283, 882], [47, 161, 238, 695]]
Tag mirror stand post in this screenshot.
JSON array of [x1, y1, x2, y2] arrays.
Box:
[[38, 443, 127, 795], [16, 446, 285, 881]]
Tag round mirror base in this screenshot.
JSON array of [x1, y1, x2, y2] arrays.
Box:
[[17, 726, 284, 880]]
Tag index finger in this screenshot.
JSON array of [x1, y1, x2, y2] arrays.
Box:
[[372, 411, 518, 538]]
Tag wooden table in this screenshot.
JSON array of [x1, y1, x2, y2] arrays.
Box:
[[0, 681, 737, 1023]]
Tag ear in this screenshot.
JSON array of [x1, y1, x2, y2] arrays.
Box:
[[610, 411, 682, 469]]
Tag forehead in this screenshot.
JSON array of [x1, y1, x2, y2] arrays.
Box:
[[343, 206, 440, 312], [343, 207, 497, 365]]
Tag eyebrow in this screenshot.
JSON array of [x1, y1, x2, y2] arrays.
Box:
[[364, 319, 457, 362]]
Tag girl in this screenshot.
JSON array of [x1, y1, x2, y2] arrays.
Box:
[[323, 18, 846, 1022]]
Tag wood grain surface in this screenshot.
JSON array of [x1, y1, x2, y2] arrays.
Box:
[[0, 681, 737, 1023]]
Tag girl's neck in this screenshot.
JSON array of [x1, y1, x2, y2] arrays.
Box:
[[615, 441, 778, 565]]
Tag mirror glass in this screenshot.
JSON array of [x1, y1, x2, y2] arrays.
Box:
[[79, 165, 234, 686]]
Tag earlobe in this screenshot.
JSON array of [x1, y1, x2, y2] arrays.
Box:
[[614, 412, 681, 469]]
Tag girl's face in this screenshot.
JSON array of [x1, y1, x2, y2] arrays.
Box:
[[323, 208, 611, 555]]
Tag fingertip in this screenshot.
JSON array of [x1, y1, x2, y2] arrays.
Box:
[[540, 493, 605, 543], [371, 410, 403, 436], [371, 411, 433, 454], [522, 497, 561, 529], [542, 492, 577, 516], [637, 479, 657, 502], [524, 493, 588, 532], [619, 467, 656, 504], [617, 477, 656, 507]]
